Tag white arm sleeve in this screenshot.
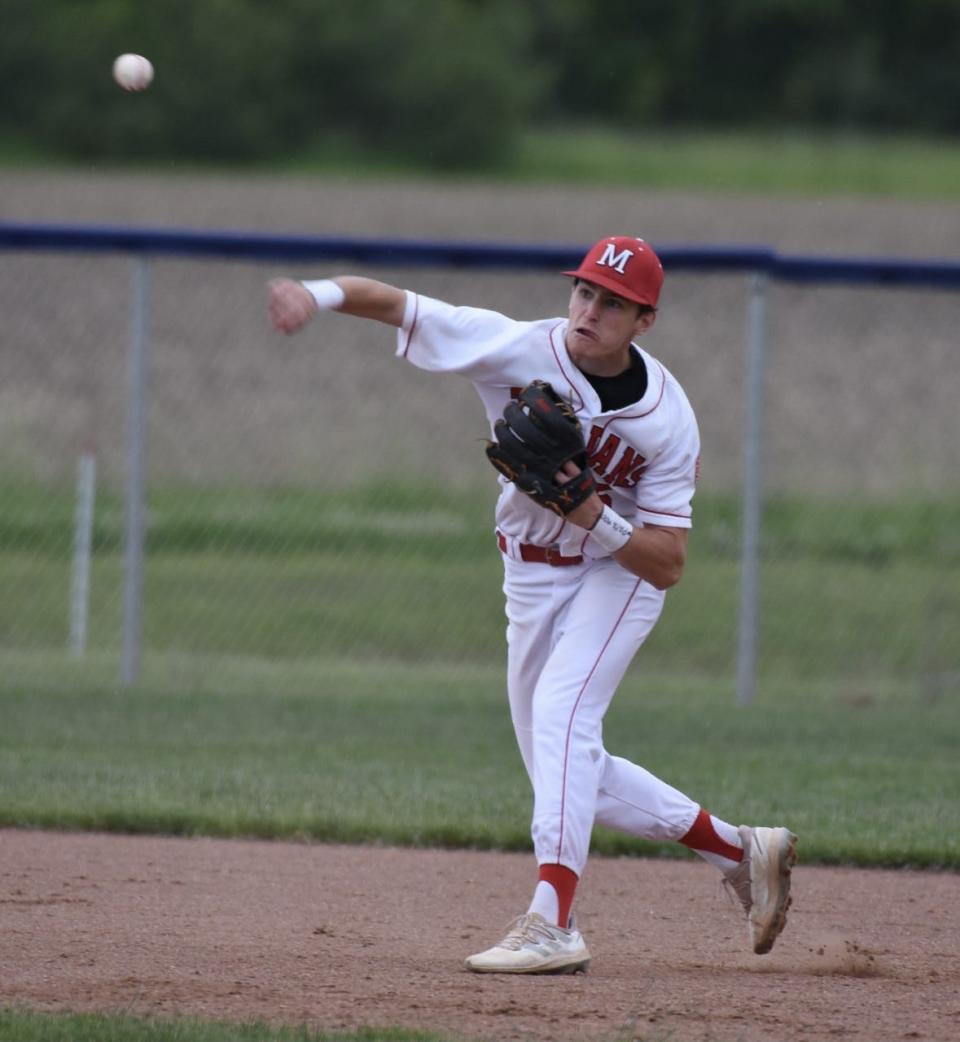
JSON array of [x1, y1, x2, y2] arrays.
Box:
[[396, 292, 554, 385], [634, 428, 700, 527]]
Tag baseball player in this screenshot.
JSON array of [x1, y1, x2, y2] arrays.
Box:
[[268, 235, 797, 974]]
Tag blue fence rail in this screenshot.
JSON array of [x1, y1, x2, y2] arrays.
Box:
[[3, 221, 960, 286], [3, 222, 958, 697]]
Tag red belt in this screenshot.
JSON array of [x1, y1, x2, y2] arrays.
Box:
[[497, 532, 583, 567]]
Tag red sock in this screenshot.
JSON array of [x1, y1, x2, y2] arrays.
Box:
[[679, 808, 744, 862], [538, 863, 579, 928]]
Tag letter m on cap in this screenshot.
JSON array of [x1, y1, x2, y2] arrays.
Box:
[[597, 243, 634, 274]]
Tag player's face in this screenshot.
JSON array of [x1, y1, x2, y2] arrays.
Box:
[[565, 280, 656, 375]]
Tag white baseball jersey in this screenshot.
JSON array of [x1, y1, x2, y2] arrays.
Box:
[[396, 290, 704, 875], [396, 292, 700, 557]]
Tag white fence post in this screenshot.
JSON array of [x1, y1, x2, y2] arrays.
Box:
[[69, 447, 97, 656], [736, 271, 769, 706]]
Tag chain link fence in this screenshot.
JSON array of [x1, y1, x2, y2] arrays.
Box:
[[2, 241, 958, 701]]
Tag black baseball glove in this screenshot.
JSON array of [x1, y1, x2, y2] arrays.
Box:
[[485, 380, 597, 516]]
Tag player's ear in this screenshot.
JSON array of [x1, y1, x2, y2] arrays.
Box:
[[633, 307, 657, 337]]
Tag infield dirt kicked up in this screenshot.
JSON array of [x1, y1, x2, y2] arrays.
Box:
[[2, 829, 958, 1042]]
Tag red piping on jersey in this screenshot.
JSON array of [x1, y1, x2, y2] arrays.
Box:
[[618, 360, 668, 419], [399, 293, 420, 358], [549, 323, 667, 421], [556, 576, 643, 862], [590, 361, 668, 432], [637, 506, 693, 521], [548, 324, 587, 413]]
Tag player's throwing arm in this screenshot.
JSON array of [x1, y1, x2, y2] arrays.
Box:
[[268, 276, 406, 334], [266, 239, 798, 976]]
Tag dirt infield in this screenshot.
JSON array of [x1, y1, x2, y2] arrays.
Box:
[[2, 829, 958, 1042]]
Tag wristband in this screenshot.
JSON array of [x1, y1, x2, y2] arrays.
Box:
[[302, 279, 345, 311], [589, 505, 633, 554]]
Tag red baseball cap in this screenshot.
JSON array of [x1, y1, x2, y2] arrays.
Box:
[[563, 235, 664, 308]]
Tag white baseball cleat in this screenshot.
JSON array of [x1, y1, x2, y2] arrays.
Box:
[[725, 825, 798, 955], [465, 912, 591, 974]]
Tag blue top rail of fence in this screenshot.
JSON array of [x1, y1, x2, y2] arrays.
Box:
[[3, 221, 960, 290]]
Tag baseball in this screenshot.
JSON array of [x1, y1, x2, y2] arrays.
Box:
[[112, 53, 154, 92]]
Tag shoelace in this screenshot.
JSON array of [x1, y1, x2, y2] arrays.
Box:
[[498, 913, 563, 950]]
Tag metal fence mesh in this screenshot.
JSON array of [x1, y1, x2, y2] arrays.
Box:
[[2, 249, 958, 699]]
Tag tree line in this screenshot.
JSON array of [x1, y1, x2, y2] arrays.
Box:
[[2, 0, 957, 168]]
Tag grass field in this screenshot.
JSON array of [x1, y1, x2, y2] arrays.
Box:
[[509, 127, 960, 199], [5, 126, 960, 200], [3, 649, 959, 868], [0, 1010, 444, 1042], [210, 127, 960, 200], [3, 477, 958, 681], [4, 476, 958, 870]]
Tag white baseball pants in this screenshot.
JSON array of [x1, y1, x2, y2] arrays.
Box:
[[502, 554, 700, 875]]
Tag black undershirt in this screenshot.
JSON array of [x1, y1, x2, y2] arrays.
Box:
[[582, 346, 648, 412]]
